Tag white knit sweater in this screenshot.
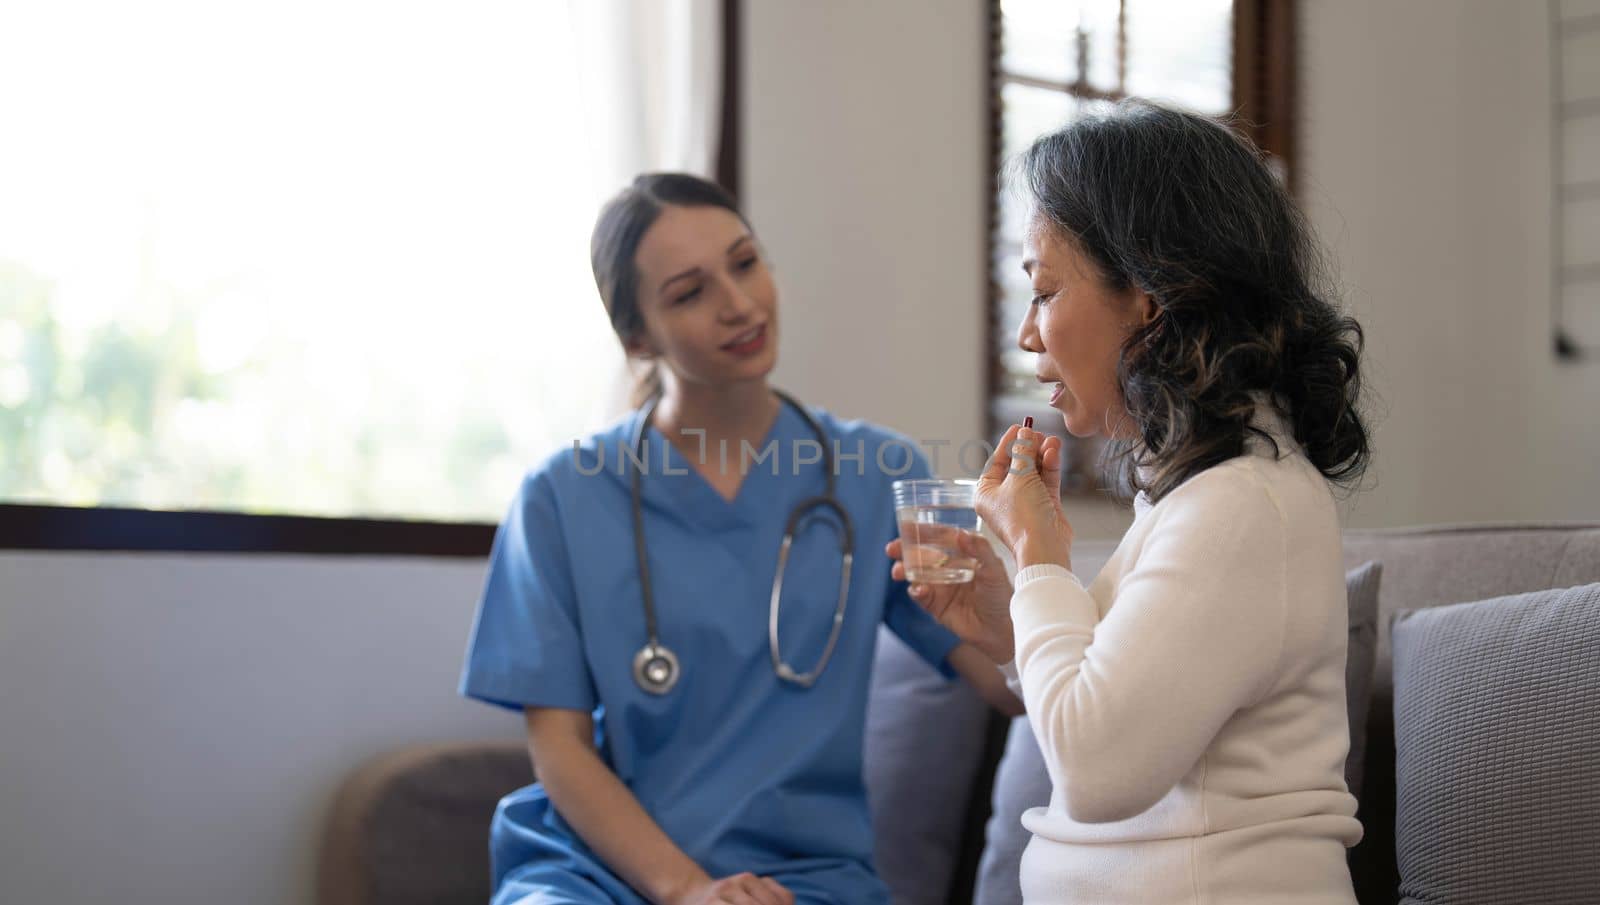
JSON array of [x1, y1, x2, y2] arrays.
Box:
[[1001, 406, 1361, 905]]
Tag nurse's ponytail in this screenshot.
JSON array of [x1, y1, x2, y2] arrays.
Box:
[[590, 173, 750, 408]]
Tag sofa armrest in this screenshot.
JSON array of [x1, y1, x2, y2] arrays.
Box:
[[318, 740, 533, 905]]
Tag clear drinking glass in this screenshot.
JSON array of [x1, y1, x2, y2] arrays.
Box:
[[892, 479, 981, 584]]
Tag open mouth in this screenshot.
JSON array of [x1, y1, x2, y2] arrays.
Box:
[[1037, 376, 1065, 406], [722, 324, 768, 355]]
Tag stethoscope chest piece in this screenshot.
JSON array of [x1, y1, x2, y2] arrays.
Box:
[[633, 642, 681, 695]]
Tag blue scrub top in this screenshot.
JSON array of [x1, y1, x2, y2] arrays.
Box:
[[460, 403, 959, 904]]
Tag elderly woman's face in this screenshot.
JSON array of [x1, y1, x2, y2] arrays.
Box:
[[1017, 212, 1154, 439]]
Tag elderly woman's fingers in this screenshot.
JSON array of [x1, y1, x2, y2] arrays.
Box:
[[981, 424, 1024, 489], [1010, 427, 1044, 477], [1039, 434, 1064, 499]]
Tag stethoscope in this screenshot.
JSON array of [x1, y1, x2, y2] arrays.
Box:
[[629, 390, 854, 695]]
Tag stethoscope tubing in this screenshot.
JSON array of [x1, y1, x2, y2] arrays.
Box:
[[628, 390, 851, 694]]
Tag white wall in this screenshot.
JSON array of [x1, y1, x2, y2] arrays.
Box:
[[0, 552, 520, 905], [744, 0, 989, 463], [1301, 0, 1599, 529]]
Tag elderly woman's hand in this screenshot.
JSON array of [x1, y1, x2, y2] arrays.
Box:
[[977, 424, 1075, 573], [886, 526, 1016, 663]]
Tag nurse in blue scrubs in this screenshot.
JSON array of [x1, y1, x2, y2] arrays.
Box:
[[460, 173, 1020, 905]]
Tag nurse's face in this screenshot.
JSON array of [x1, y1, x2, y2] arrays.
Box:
[[1017, 212, 1154, 439], [629, 204, 778, 389]]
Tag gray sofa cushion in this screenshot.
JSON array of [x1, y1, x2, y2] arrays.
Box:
[[1343, 526, 1600, 701], [1391, 582, 1600, 905], [973, 562, 1383, 905], [973, 715, 1046, 905], [864, 626, 991, 905], [1342, 561, 1382, 798], [318, 741, 533, 905], [1341, 525, 1600, 904]]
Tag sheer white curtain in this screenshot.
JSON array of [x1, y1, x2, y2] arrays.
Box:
[[571, 0, 724, 180], [568, 0, 728, 421]]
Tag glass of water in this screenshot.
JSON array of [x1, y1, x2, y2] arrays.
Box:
[[892, 479, 981, 584]]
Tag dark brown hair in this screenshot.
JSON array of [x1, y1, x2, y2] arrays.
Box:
[[1017, 100, 1370, 502], [589, 173, 750, 406]]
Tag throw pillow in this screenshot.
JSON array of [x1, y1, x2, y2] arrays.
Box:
[[1391, 582, 1600, 904]]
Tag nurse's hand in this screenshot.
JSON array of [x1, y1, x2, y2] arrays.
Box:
[[677, 873, 794, 905], [886, 528, 1016, 664], [976, 424, 1073, 573]]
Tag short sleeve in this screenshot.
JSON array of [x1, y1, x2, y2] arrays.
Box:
[[459, 471, 598, 713], [879, 447, 960, 678]]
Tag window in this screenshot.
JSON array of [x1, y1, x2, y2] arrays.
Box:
[[1552, 0, 1600, 360], [0, 2, 629, 526], [0, 2, 739, 551], [986, 0, 1295, 494]]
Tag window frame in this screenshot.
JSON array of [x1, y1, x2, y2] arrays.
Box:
[[0, 0, 744, 555]]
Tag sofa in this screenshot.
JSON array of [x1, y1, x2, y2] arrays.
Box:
[[319, 522, 1600, 905]]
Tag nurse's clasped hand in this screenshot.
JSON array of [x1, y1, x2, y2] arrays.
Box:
[[886, 523, 1014, 664], [678, 872, 795, 905]]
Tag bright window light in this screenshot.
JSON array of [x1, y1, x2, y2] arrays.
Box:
[[0, 1, 624, 521]]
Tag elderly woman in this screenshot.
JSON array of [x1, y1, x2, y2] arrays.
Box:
[[891, 101, 1372, 904]]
